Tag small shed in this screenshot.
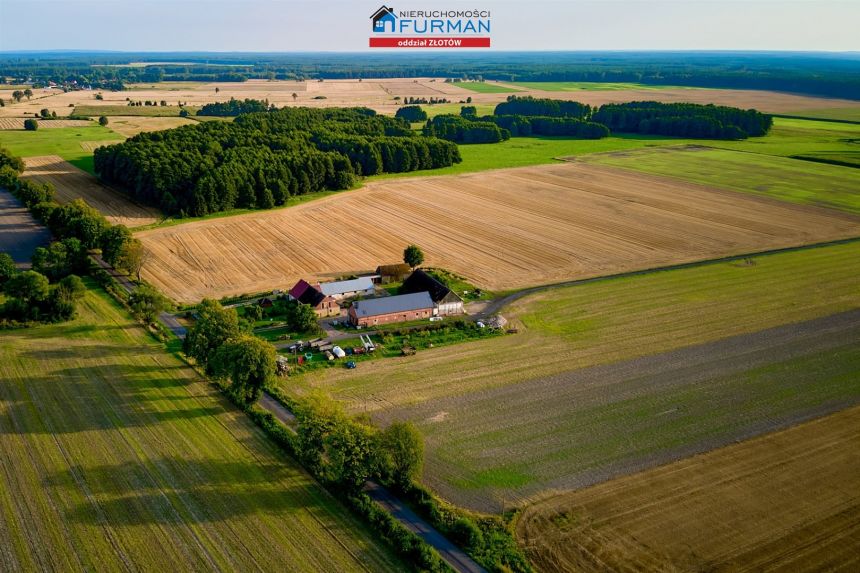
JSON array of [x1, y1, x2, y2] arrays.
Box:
[[375, 263, 412, 284]]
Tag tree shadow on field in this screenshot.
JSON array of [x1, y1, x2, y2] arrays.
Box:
[[42, 457, 326, 525], [0, 362, 224, 435]]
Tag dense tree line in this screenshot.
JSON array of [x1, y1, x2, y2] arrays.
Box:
[[197, 97, 274, 116], [394, 105, 427, 122], [494, 96, 592, 119], [95, 107, 461, 216], [0, 146, 146, 285], [0, 261, 86, 326], [423, 115, 510, 144], [2, 52, 858, 99], [591, 101, 772, 138], [477, 114, 609, 138]]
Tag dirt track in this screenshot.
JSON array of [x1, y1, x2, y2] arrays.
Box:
[[136, 162, 860, 303]]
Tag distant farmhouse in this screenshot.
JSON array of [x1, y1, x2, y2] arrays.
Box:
[[319, 277, 375, 300], [371, 5, 397, 33], [400, 269, 464, 316], [349, 292, 434, 327], [288, 280, 339, 317]]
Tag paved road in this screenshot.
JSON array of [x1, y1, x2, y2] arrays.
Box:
[[256, 391, 484, 573], [92, 255, 187, 338], [364, 482, 486, 573], [0, 188, 52, 267]]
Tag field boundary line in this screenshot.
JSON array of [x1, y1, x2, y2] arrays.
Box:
[[480, 235, 860, 317]]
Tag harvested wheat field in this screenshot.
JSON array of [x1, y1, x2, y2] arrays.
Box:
[[105, 116, 197, 137], [0, 118, 93, 130], [136, 162, 860, 303], [517, 405, 860, 573], [23, 156, 160, 227]]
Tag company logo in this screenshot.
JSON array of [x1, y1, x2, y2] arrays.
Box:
[[368, 5, 491, 48]]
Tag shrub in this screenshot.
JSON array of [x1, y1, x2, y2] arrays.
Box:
[[23, 118, 38, 131]]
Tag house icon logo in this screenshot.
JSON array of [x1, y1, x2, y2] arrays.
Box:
[[371, 5, 396, 33]]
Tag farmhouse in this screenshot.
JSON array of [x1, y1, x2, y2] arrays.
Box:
[[348, 292, 434, 327], [375, 263, 412, 284], [401, 269, 464, 316], [288, 279, 339, 317], [318, 277, 375, 300]]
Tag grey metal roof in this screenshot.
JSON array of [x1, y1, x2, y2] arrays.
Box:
[[319, 277, 375, 296], [352, 292, 434, 318]]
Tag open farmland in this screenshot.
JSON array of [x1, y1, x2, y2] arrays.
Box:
[[3, 79, 860, 119], [517, 405, 860, 573], [280, 241, 860, 511], [0, 118, 93, 130], [136, 162, 860, 303], [103, 116, 197, 137], [0, 283, 403, 572], [581, 144, 860, 214], [0, 125, 123, 173], [23, 156, 160, 227]]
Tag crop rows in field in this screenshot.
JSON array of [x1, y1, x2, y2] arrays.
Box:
[[517, 404, 860, 572], [136, 162, 860, 303], [0, 284, 402, 571], [0, 118, 93, 130], [23, 155, 160, 227]]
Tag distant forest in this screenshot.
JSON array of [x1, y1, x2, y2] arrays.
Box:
[[1, 52, 858, 99], [424, 97, 771, 142], [94, 107, 460, 217]]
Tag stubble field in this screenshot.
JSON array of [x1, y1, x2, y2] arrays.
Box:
[[516, 405, 860, 573], [23, 155, 160, 227], [0, 283, 403, 572], [0, 118, 93, 130], [135, 162, 860, 303]]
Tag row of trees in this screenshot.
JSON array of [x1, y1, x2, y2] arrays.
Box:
[[478, 113, 609, 138], [1, 146, 146, 283], [94, 107, 461, 217], [494, 96, 592, 119], [0, 256, 86, 325], [394, 105, 427, 122], [197, 97, 274, 116], [591, 101, 773, 139], [423, 115, 510, 144]]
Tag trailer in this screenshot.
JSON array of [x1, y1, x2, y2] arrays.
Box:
[[360, 334, 376, 352]]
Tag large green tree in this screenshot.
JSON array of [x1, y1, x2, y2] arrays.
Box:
[[128, 285, 169, 323], [0, 252, 17, 285], [403, 244, 424, 269], [210, 335, 276, 405], [183, 299, 241, 371], [378, 421, 424, 487], [4, 270, 50, 303]]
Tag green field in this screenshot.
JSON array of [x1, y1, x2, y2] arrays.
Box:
[[584, 146, 860, 214], [279, 242, 860, 510], [73, 105, 198, 117], [782, 108, 860, 123], [0, 282, 403, 571], [454, 81, 520, 93], [0, 125, 123, 173], [509, 81, 702, 91], [375, 117, 860, 182]]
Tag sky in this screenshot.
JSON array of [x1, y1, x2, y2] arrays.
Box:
[[0, 0, 858, 52]]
